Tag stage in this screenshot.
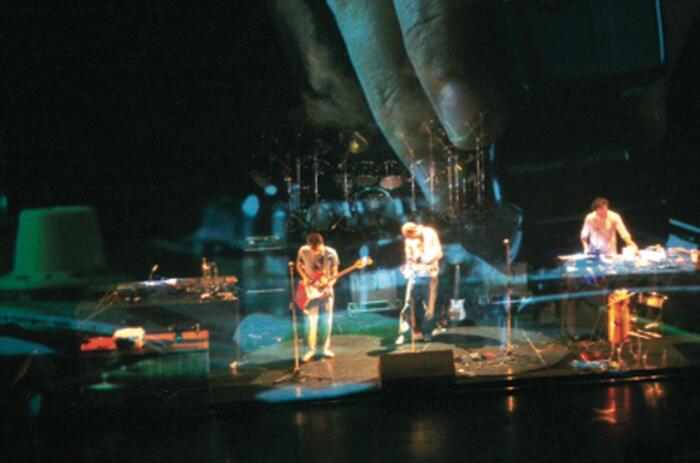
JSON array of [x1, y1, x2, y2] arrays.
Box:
[[68, 303, 695, 408]]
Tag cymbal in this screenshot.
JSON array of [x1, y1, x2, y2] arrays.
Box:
[[340, 130, 369, 154]]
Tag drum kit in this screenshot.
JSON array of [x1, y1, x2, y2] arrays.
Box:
[[278, 129, 490, 237], [282, 132, 409, 235]]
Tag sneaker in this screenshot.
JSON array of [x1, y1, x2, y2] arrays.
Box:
[[321, 348, 335, 359], [432, 327, 446, 336], [302, 350, 315, 363], [395, 334, 405, 345]]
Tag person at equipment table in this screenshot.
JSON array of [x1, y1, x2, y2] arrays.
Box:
[[296, 233, 339, 362], [397, 221, 443, 344], [580, 197, 637, 256]]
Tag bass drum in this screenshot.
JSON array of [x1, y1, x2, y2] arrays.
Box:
[[350, 187, 398, 231], [305, 201, 337, 232]]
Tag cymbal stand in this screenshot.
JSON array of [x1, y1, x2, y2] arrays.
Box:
[[428, 159, 437, 209], [342, 157, 351, 204], [426, 124, 436, 209], [284, 173, 297, 234], [285, 159, 308, 233], [447, 150, 461, 215], [401, 134, 418, 217], [329, 149, 353, 232], [474, 141, 485, 208], [296, 157, 302, 211], [447, 157, 454, 213], [273, 262, 327, 384], [313, 151, 320, 205], [409, 163, 417, 216], [285, 175, 294, 214]]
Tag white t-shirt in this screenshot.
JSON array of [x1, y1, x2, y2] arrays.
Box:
[[404, 225, 443, 277], [297, 245, 339, 281], [580, 210, 631, 255]]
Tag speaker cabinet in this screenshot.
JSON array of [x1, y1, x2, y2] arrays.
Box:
[[379, 350, 455, 391], [349, 268, 400, 312], [241, 236, 289, 316]]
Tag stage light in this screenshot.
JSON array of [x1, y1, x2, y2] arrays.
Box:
[[242, 194, 260, 217], [272, 209, 286, 237], [265, 184, 278, 196]]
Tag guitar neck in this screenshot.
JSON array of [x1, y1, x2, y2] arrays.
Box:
[[309, 264, 357, 285], [452, 264, 461, 300], [333, 264, 359, 281]]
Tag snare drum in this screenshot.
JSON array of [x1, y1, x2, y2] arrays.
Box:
[[305, 201, 336, 232], [354, 160, 378, 187]]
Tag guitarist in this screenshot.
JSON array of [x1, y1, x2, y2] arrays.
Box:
[[296, 233, 339, 362], [398, 222, 443, 344]]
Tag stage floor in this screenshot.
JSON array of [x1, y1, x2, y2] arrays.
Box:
[[208, 323, 691, 405], [3, 293, 698, 410]]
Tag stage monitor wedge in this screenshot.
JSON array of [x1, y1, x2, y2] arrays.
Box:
[[379, 350, 455, 392]]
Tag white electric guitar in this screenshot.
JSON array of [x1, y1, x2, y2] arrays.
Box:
[[400, 261, 439, 279]]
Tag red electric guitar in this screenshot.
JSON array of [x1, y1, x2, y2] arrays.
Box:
[[294, 257, 373, 310]]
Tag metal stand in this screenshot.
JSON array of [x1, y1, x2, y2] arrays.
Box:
[[312, 151, 320, 205], [474, 141, 486, 209], [409, 164, 417, 218], [273, 262, 327, 384], [397, 273, 417, 352], [283, 157, 309, 235], [486, 239, 551, 370], [328, 146, 354, 232], [296, 157, 302, 211], [503, 239, 514, 355]]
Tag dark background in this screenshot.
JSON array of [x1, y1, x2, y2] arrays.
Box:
[[1, 2, 297, 274], [1, 2, 699, 275]]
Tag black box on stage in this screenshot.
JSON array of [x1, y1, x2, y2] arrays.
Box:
[[243, 287, 288, 318], [379, 350, 455, 391], [242, 236, 288, 289]]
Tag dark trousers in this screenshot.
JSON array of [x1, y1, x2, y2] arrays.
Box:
[[410, 276, 438, 335]]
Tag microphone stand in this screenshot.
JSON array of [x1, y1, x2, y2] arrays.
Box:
[[397, 271, 417, 352], [503, 239, 513, 355], [488, 239, 551, 370], [273, 261, 327, 384]]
